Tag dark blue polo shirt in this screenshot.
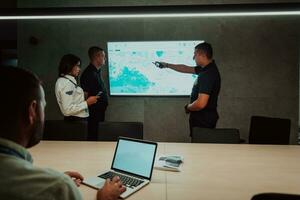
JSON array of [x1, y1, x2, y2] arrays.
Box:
[[190, 60, 221, 128], [80, 64, 108, 109]]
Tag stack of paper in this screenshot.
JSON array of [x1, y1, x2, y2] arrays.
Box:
[[154, 155, 184, 172]]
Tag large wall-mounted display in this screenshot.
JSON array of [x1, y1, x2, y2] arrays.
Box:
[[107, 41, 202, 96]]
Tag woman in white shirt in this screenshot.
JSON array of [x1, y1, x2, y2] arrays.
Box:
[[55, 54, 98, 121]]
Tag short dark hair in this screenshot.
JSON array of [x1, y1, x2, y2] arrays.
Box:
[[0, 66, 41, 136], [88, 46, 104, 60], [58, 54, 81, 77], [195, 42, 213, 59]]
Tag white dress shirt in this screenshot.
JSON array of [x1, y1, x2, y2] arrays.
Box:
[[55, 75, 89, 118]]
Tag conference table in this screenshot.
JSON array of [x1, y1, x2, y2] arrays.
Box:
[[29, 141, 300, 200]]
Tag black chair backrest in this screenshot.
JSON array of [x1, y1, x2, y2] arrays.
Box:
[[249, 116, 291, 144], [43, 120, 88, 141], [252, 193, 300, 200], [97, 122, 143, 141], [191, 127, 240, 144]]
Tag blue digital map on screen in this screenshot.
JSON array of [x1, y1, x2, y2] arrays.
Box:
[[107, 41, 203, 96]]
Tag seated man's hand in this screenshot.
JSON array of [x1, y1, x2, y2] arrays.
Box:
[[64, 171, 84, 187], [97, 176, 126, 200]]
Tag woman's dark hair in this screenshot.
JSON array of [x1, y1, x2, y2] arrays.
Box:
[[58, 54, 81, 77]]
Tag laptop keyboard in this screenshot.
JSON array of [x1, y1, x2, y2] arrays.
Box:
[[98, 171, 144, 188]]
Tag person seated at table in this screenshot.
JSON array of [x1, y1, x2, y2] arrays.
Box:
[[0, 66, 126, 200], [55, 54, 98, 122]]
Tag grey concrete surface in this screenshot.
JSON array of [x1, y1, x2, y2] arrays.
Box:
[[16, 1, 300, 143]]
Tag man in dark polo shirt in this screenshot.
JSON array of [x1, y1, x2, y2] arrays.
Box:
[[155, 42, 221, 136], [80, 46, 108, 141]]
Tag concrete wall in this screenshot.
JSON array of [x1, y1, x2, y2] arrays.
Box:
[[17, 1, 300, 143]]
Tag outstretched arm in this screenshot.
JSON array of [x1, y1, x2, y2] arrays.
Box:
[[167, 63, 196, 74], [154, 61, 196, 74]]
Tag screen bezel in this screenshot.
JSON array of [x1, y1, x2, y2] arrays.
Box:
[[110, 136, 158, 180]]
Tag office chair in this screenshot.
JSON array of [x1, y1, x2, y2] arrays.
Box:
[[191, 127, 240, 144], [249, 116, 291, 144], [97, 121, 143, 141], [251, 193, 300, 200], [43, 120, 88, 141]]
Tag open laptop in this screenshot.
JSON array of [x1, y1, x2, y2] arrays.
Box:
[[83, 137, 157, 199]]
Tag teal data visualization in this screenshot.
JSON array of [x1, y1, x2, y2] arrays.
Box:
[[107, 41, 202, 96]]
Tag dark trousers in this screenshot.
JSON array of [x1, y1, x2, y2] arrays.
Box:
[[87, 107, 106, 141], [64, 116, 87, 122], [189, 117, 217, 137]]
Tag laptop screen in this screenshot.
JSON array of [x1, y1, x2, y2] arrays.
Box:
[[111, 138, 157, 179]]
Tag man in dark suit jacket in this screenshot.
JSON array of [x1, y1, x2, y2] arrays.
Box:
[[81, 46, 109, 141]]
